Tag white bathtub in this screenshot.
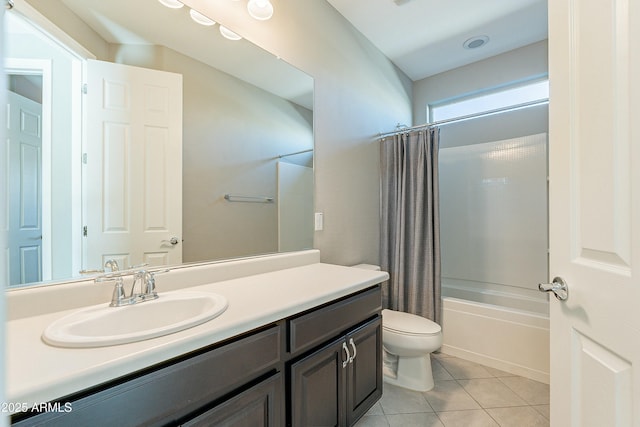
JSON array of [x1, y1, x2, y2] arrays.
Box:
[[441, 295, 550, 384]]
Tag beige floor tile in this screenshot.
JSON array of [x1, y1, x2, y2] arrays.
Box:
[[438, 357, 495, 379], [365, 402, 384, 416], [457, 378, 528, 408], [354, 415, 390, 427], [432, 358, 455, 381], [387, 413, 444, 427], [486, 406, 550, 427], [423, 380, 481, 411], [436, 409, 499, 427], [380, 383, 433, 414], [532, 404, 550, 420], [498, 376, 550, 405]]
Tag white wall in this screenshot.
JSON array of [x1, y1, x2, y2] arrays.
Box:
[[182, 0, 414, 266]]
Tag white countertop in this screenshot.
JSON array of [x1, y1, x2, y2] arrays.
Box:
[[6, 262, 388, 409]]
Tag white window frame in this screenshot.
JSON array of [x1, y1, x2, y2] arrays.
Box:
[[428, 78, 549, 124]]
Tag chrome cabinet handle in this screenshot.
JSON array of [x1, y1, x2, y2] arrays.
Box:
[[342, 342, 351, 368], [348, 338, 357, 364], [538, 277, 569, 301]]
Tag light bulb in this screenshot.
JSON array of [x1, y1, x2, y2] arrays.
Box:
[[219, 26, 242, 41], [189, 9, 216, 26], [247, 0, 273, 20], [158, 0, 184, 9]]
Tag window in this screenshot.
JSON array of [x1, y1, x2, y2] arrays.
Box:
[[429, 79, 549, 123]]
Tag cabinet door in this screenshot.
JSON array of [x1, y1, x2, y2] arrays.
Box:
[[181, 373, 283, 427], [290, 337, 347, 427], [346, 316, 383, 426]]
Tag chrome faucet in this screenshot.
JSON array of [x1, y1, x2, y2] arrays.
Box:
[[95, 267, 169, 307]]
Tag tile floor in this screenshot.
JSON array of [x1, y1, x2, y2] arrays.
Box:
[[355, 352, 550, 427]]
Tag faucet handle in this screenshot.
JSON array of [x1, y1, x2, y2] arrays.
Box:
[[142, 269, 170, 296], [110, 277, 128, 307], [104, 259, 120, 272]]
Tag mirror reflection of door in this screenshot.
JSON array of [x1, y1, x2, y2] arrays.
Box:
[[6, 77, 43, 286], [84, 59, 183, 271]]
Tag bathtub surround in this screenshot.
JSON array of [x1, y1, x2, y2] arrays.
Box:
[[442, 297, 550, 384], [380, 128, 441, 324]]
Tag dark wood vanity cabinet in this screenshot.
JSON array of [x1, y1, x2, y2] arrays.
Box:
[[287, 286, 383, 427], [12, 285, 382, 427], [289, 317, 382, 427], [12, 324, 284, 427]]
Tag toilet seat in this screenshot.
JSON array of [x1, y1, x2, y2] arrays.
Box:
[[382, 309, 441, 336]]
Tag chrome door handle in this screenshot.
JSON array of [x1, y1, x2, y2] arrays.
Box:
[[342, 341, 351, 368], [169, 237, 179, 245], [348, 338, 357, 364], [538, 277, 569, 301]]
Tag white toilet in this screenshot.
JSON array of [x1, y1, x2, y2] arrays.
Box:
[[352, 264, 443, 392]]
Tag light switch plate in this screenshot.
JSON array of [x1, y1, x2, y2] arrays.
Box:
[[314, 212, 324, 231]]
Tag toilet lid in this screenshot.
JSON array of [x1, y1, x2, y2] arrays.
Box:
[[382, 309, 442, 336]]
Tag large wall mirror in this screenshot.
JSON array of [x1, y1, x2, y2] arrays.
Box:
[[5, 0, 314, 288]]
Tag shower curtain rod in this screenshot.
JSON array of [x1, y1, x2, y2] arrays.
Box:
[[378, 99, 548, 139], [278, 148, 313, 158]]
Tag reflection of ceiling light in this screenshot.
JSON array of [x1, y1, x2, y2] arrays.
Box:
[[219, 26, 242, 41], [247, 0, 274, 20], [158, 0, 184, 9], [463, 35, 489, 50], [189, 9, 216, 26]]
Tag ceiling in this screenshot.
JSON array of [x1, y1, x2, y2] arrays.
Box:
[[326, 0, 548, 81]]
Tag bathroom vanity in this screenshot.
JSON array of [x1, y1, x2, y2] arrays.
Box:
[[6, 251, 387, 426]]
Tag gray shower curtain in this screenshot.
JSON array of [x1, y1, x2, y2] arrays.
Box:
[[380, 128, 441, 324]]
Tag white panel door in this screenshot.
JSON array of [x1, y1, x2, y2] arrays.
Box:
[[84, 59, 182, 271], [6, 91, 42, 286], [548, 1, 639, 425]]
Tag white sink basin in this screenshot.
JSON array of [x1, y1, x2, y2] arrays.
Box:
[[42, 291, 228, 348]]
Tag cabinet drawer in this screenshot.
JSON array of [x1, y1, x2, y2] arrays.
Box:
[[13, 324, 282, 427], [288, 286, 381, 356], [182, 373, 283, 427]]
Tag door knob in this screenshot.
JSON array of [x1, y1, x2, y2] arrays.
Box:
[[169, 237, 179, 245], [538, 277, 569, 301]]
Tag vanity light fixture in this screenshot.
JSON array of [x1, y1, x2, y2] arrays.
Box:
[[190, 9, 216, 26], [219, 25, 243, 41], [247, 0, 274, 21], [157, 0, 184, 9]]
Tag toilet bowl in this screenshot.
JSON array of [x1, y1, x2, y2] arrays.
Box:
[[352, 264, 443, 392], [382, 308, 442, 392]]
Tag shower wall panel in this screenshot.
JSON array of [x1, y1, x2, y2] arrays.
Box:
[[439, 133, 548, 305]]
